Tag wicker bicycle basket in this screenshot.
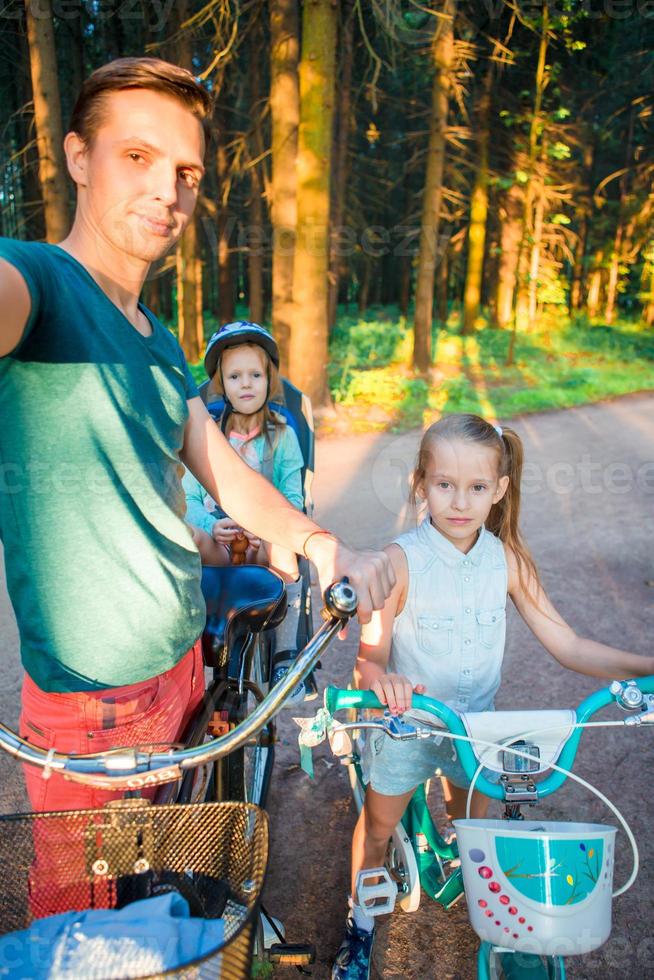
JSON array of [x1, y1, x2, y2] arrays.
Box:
[[0, 799, 268, 980]]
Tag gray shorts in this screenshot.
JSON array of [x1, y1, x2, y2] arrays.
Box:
[[360, 728, 500, 797]]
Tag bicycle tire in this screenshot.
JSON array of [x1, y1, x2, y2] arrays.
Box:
[[480, 943, 565, 980], [220, 632, 275, 808], [345, 701, 421, 913]]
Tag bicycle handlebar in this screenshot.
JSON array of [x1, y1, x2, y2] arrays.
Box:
[[324, 676, 654, 801], [0, 580, 358, 791]]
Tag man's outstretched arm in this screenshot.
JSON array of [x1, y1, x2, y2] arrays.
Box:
[[0, 259, 31, 357], [180, 397, 395, 622]]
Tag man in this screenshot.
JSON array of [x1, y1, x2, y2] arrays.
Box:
[[0, 57, 394, 811]]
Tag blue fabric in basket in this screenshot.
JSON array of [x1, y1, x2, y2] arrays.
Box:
[[0, 892, 225, 979]]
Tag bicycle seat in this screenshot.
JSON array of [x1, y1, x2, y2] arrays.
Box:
[[201, 565, 287, 669]]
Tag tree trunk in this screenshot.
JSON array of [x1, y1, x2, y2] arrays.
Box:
[[14, 24, 45, 240], [412, 0, 456, 374], [144, 274, 160, 317], [495, 184, 523, 330], [160, 268, 173, 322], [570, 140, 593, 315], [437, 244, 448, 324], [643, 261, 654, 325], [65, 6, 85, 109], [569, 213, 587, 313], [215, 107, 235, 324], [399, 255, 411, 317], [514, 2, 549, 334], [586, 250, 604, 318], [175, 0, 202, 360], [527, 140, 547, 327], [270, 0, 300, 374], [248, 165, 264, 323], [462, 61, 492, 335], [25, 0, 69, 242], [288, 0, 337, 405], [604, 224, 623, 325], [248, 36, 265, 324], [358, 257, 371, 314], [176, 219, 202, 363], [605, 108, 635, 325], [328, 1, 354, 330]]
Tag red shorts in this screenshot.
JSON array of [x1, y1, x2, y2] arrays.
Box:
[[20, 639, 204, 812]]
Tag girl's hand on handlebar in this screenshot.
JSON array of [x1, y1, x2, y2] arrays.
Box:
[[371, 675, 425, 715]]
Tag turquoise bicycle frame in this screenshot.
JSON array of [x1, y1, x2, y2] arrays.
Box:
[[324, 677, 654, 979]]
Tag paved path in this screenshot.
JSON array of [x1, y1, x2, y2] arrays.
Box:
[[1, 394, 653, 978]]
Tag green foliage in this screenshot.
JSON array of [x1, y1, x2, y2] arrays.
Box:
[[319, 309, 654, 432], [538, 277, 569, 306], [548, 141, 571, 160], [251, 959, 274, 979], [189, 361, 209, 386], [328, 308, 410, 399]]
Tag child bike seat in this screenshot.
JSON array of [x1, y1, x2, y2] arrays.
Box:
[[201, 566, 287, 669]]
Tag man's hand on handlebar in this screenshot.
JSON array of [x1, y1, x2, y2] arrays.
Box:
[[305, 535, 396, 625]]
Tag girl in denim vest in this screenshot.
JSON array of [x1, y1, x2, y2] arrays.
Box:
[[333, 413, 653, 980]]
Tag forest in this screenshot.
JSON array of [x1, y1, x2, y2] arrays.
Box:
[[1, 0, 653, 419]]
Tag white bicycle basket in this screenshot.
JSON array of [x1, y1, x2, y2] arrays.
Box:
[[454, 819, 617, 957]]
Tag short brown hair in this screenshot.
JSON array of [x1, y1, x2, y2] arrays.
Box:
[[69, 57, 213, 147]]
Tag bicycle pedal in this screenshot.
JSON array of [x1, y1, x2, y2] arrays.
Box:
[[355, 866, 396, 916], [268, 942, 316, 965]]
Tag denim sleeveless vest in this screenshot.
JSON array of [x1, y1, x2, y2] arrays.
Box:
[[391, 519, 508, 713]]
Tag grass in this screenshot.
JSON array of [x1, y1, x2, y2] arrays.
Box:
[[326, 307, 654, 432], [185, 306, 654, 433], [251, 959, 274, 979]]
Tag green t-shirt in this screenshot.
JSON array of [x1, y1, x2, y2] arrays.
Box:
[[0, 239, 206, 692]]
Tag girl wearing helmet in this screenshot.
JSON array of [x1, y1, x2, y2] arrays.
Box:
[[183, 321, 311, 703]]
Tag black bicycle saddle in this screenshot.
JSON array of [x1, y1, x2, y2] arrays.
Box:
[[201, 565, 288, 669]]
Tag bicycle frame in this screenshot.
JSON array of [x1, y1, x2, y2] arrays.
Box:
[[322, 676, 654, 979]]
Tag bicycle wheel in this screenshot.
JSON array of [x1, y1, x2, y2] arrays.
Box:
[[385, 827, 421, 913], [225, 632, 275, 808], [480, 943, 566, 980], [344, 701, 421, 913]]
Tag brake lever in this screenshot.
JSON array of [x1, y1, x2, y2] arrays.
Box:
[[337, 712, 424, 741], [383, 711, 420, 739]]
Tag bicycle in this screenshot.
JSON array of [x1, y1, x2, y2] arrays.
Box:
[[162, 562, 321, 967], [0, 579, 358, 979], [298, 675, 654, 979]]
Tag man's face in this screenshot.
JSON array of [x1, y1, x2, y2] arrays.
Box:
[[71, 88, 206, 264]]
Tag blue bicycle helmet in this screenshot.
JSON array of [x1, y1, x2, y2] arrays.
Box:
[[204, 321, 280, 378]]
